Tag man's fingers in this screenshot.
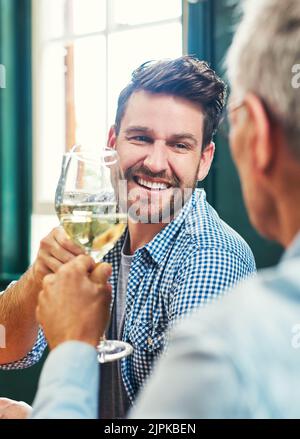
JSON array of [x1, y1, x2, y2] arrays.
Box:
[[90, 263, 112, 285], [54, 227, 84, 256], [63, 255, 96, 276], [38, 251, 63, 273], [48, 241, 77, 264], [0, 400, 32, 419], [0, 398, 13, 409]]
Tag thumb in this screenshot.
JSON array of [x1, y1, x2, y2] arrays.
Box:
[[89, 262, 112, 285]]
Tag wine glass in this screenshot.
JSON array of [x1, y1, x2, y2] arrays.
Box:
[[55, 144, 133, 363]]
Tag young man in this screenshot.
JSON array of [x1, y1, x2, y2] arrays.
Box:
[[0, 56, 255, 418]]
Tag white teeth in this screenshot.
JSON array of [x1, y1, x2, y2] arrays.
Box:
[[137, 177, 169, 190]]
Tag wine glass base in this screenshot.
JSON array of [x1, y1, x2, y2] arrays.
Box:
[[97, 340, 133, 363]]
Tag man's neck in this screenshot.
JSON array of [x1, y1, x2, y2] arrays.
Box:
[[272, 147, 300, 248], [275, 183, 300, 248], [127, 220, 168, 255]]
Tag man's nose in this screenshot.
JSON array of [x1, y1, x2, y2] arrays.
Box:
[[143, 142, 169, 174]]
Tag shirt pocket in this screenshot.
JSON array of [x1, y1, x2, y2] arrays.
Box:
[[128, 321, 166, 353]]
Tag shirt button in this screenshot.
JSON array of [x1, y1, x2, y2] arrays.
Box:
[[147, 337, 153, 346]]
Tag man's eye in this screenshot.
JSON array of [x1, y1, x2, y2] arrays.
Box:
[[127, 135, 151, 143], [174, 143, 189, 150]]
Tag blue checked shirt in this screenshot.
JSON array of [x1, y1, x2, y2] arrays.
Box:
[[1, 189, 256, 404]]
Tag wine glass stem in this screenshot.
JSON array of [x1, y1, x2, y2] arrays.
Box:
[[98, 335, 108, 363]]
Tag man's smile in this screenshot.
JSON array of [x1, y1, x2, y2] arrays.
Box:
[[132, 175, 173, 191]]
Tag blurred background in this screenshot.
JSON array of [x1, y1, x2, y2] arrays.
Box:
[[0, 0, 282, 404]]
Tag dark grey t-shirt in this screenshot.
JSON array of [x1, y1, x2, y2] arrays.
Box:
[[99, 235, 133, 419]]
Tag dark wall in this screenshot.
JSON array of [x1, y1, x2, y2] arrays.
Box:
[[189, 0, 283, 268], [0, 351, 48, 405]]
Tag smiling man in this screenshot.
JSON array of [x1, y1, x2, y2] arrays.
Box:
[[0, 56, 255, 419], [97, 58, 255, 417]]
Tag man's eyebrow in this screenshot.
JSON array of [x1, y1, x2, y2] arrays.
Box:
[[124, 126, 152, 135]]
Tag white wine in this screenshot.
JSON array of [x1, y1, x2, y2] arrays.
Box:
[[57, 203, 127, 261]]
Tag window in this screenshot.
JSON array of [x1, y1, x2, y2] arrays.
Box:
[[31, 0, 183, 258]]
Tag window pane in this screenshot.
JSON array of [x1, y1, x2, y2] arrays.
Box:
[[73, 0, 106, 35], [36, 37, 107, 208], [73, 36, 107, 153], [40, 0, 65, 40], [107, 22, 182, 126], [37, 43, 66, 205], [113, 0, 182, 25]]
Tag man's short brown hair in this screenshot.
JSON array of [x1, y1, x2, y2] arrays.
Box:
[[115, 56, 226, 148]]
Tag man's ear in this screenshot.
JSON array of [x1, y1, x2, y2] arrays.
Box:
[[197, 142, 215, 181], [244, 93, 273, 172], [107, 125, 117, 149]]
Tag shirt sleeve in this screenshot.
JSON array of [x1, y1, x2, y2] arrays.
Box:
[[169, 247, 255, 327], [0, 282, 47, 370], [31, 341, 99, 419], [0, 327, 47, 370], [130, 307, 249, 419]]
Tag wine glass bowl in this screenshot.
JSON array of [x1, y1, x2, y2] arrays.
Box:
[[55, 145, 127, 262], [55, 145, 133, 362]]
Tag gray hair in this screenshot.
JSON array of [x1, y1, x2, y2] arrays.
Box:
[[226, 0, 300, 158]]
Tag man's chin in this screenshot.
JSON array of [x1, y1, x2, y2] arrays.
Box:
[[126, 186, 194, 224]]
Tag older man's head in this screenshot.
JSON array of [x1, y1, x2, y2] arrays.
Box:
[[226, 0, 300, 246]]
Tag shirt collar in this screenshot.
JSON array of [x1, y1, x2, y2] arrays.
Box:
[[141, 190, 199, 265]]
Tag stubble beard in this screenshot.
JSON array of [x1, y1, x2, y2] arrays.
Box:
[[124, 164, 199, 224]]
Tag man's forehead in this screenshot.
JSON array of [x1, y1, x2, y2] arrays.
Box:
[[125, 89, 203, 111], [120, 90, 204, 134]]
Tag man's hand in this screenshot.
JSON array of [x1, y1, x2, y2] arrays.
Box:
[[36, 256, 112, 350], [0, 227, 85, 365], [0, 398, 32, 419], [30, 227, 84, 289]]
